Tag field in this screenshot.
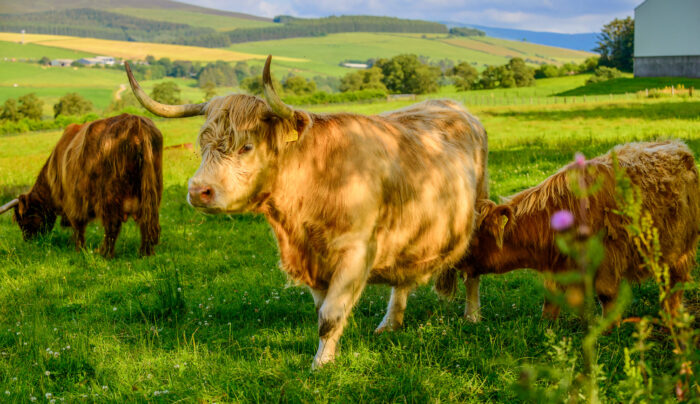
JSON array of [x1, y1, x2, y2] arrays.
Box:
[[0, 34, 301, 64], [230, 33, 595, 77], [109, 8, 275, 31], [0, 94, 698, 401]]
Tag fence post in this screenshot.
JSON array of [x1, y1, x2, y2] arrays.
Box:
[[645, 88, 649, 97], [609, 93, 613, 101], [672, 85, 675, 96], [691, 87, 694, 97]]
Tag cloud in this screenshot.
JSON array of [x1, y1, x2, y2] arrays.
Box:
[[178, 0, 637, 33]]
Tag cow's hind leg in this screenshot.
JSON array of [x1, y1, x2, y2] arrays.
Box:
[[314, 242, 371, 370], [464, 274, 481, 322], [137, 213, 160, 256], [99, 215, 122, 258], [375, 285, 411, 333], [542, 278, 562, 320], [666, 251, 694, 316], [70, 219, 87, 251]]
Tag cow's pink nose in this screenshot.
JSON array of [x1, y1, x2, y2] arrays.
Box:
[[189, 185, 214, 206]]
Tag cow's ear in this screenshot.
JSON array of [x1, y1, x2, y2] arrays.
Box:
[[293, 110, 312, 136], [17, 194, 29, 217], [491, 206, 513, 250]]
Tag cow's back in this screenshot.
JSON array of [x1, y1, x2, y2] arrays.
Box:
[[47, 114, 163, 221]]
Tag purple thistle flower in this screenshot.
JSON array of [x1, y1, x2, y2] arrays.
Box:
[[574, 152, 586, 168], [551, 210, 574, 231]]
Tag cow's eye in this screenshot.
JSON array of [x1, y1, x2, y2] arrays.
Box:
[[238, 144, 254, 154]]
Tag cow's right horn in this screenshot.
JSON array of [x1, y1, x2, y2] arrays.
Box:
[[263, 55, 294, 120], [125, 62, 207, 118], [0, 198, 19, 215]]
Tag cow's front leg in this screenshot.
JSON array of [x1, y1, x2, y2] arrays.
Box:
[[310, 287, 327, 315], [464, 274, 481, 322], [314, 242, 370, 370], [375, 285, 411, 333]]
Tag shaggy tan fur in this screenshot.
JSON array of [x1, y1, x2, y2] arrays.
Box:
[[458, 140, 699, 320], [13, 114, 163, 257]]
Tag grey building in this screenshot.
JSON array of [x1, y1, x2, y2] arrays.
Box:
[[634, 0, 700, 78]]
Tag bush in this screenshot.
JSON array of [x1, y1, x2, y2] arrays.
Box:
[[535, 64, 560, 79], [18, 93, 44, 121], [283, 75, 316, 95], [38, 56, 51, 66], [451, 62, 478, 91], [374, 54, 440, 94], [0, 99, 20, 122], [340, 67, 386, 92], [0, 113, 100, 136], [508, 58, 535, 87], [242, 75, 284, 96], [150, 82, 181, 104], [585, 66, 623, 85], [282, 89, 386, 106], [197, 61, 238, 87], [53, 93, 93, 118]]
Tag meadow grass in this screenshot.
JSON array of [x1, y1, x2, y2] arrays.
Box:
[[0, 33, 301, 64], [0, 96, 697, 402], [558, 76, 700, 96], [0, 41, 93, 60], [109, 8, 275, 31]]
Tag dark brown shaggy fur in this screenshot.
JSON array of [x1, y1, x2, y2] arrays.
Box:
[[459, 140, 699, 319], [13, 114, 163, 257]]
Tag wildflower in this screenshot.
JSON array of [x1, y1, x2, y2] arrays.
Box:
[[112, 307, 117, 311], [45, 393, 52, 399], [551, 210, 574, 231], [574, 152, 586, 167], [30, 396, 37, 402], [5, 390, 10, 395], [44, 371, 50, 376], [102, 386, 108, 391]]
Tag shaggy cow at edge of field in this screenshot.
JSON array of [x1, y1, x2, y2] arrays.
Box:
[[124, 56, 488, 369], [451, 140, 699, 323], [0, 114, 163, 258]]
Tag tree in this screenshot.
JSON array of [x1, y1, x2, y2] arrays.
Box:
[[53, 92, 93, 118], [595, 17, 634, 72], [478, 65, 500, 89], [201, 81, 217, 99], [283, 75, 316, 95], [535, 64, 560, 78], [18, 93, 44, 120], [577, 57, 599, 73], [38, 56, 51, 66], [151, 82, 181, 105], [451, 62, 478, 91], [585, 66, 623, 84], [339, 67, 386, 92], [0, 99, 20, 122], [374, 54, 439, 94], [508, 58, 535, 87], [242, 75, 283, 96]]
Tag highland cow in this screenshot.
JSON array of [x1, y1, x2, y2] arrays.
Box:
[[125, 56, 488, 368], [0, 114, 163, 257], [454, 140, 699, 322]]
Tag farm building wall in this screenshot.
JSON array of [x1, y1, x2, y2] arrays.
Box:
[[634, 0, 700, 77]]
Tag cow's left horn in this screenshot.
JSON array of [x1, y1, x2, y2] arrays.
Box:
[[0, 199, 19, 215], [263, 55, 294, 120], [125, 62, 207, 118]]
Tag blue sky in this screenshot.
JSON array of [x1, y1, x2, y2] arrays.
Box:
[[179, 0, 640, 33]]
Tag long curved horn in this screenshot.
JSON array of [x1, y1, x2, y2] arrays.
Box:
[[0, 199, 19, 215], [125, 62, 207, 118], [262, 55, 294, 120]]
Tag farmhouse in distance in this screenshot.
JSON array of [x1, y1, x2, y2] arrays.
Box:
[[634, 0, 700, 78]]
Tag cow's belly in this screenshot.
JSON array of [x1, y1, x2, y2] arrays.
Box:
[[369, 177, 476, 286]]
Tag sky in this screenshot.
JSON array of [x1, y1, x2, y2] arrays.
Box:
[[179, 0, 639, 34]]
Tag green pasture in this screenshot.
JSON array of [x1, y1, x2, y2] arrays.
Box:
[[109, 8, 275, 31], [0, 40, 94, 60], [0, 95, 697, 401], [229, 32, 593, 78]]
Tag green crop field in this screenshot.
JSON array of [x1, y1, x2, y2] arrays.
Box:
[[0, 93, 698, 401], [229, 32, 595, 77], [109, 8, 275, 31], [0, 41, 94, 60]]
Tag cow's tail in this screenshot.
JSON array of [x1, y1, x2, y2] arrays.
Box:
[[135, 117, 163, 252], [434, 266, 459, 299]]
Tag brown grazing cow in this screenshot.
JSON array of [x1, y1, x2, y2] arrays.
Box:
[[0, 114, 163, 257], [125, 56, 488, 369], [455, 140, 699, 322]]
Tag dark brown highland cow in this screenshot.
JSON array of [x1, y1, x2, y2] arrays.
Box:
[[453, 140, 699, 322], [0, 114, 163, 257]]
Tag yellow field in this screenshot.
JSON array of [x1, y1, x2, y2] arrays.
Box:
[[0, 33, 306, 63]]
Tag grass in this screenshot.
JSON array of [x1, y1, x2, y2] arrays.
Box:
[[0, 33, 302, 63], [109, 8, 275, 31], [0, 96, 697, 401], [0, 40, 94, 60], [558, 76, 700, 96], [229, 32, 594, 77]]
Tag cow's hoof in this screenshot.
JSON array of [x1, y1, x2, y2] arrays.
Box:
[[464, 313, 481, 323], [311, 355, 334, 371], [374, 321, 401, 334]]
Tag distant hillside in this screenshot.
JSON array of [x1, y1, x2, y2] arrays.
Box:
[[0, 0, 271, 21], [443, 22, 599, 52]]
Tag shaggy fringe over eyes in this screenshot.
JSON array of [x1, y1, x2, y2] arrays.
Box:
[[199, 95, 289, 155]]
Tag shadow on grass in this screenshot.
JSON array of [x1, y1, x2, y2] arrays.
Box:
[[556, 77, 700, 96], [482, 99, 700, 121]]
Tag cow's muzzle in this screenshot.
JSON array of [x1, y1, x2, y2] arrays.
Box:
[[188, 185, 214, 207]]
